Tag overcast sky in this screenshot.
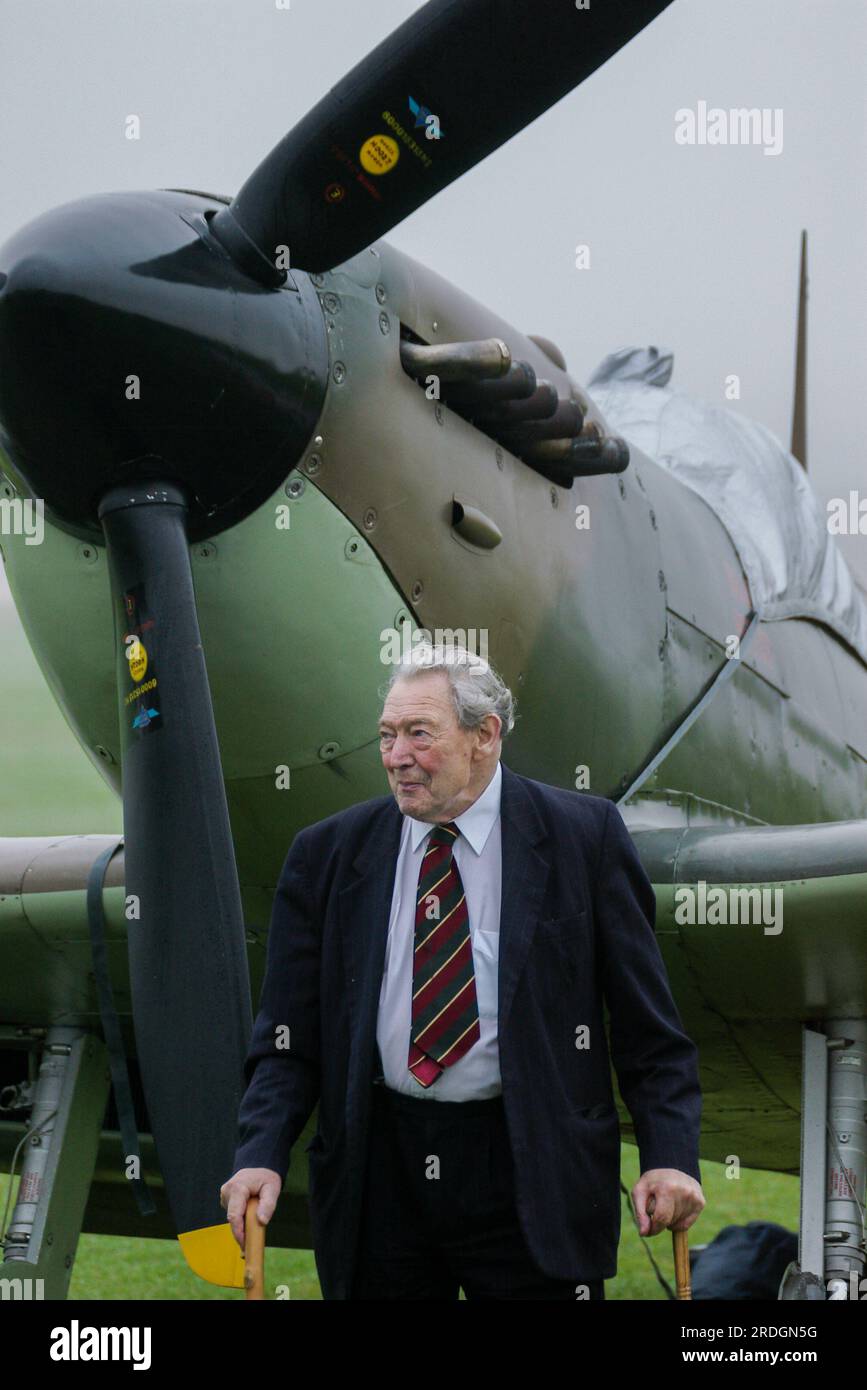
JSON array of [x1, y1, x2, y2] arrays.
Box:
[[1, 0, 865, 607]]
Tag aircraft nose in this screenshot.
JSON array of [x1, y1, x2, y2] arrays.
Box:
[[0, 189, 329, 541]]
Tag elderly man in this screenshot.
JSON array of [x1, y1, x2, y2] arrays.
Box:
[[221, 645, 704, 1299]]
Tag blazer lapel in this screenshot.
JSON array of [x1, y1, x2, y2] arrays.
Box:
[[338, 798, 403, 1059]]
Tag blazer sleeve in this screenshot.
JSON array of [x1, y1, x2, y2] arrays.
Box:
[[231, 829, 321, 1182], [594, 799, 702, 1182]]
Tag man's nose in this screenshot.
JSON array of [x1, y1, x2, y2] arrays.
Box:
[[385, 736, 414, 764]]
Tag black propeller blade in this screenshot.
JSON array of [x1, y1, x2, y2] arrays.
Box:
[[211, 0, 674, 278], [99, 482, 253, 1286], [0, 191, 327, 1281]]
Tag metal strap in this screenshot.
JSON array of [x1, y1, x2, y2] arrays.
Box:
[[86, 840, 156, 1217]]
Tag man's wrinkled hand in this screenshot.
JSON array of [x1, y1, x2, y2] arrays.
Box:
[[220, 1168, 283, 1253], [631, 1168, 705, 1237]]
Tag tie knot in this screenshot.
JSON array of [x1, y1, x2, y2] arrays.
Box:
[[429, 821, 459, 849]]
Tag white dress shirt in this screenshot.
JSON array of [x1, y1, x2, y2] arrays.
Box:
[[376, 759, 503, 1100]]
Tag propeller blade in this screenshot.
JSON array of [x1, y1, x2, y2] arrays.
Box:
[[99, 481, 252, 1288], [211, 0, 674, 276]]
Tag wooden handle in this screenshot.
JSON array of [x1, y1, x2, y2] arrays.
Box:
[[673, 1228, 691, 1300], [244, 1196, 266, 1300]]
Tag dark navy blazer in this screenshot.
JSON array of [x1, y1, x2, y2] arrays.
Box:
[[233, 760, 702, 1297]]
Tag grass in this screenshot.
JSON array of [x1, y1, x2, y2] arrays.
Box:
[[1, 1152, 798, 1300]]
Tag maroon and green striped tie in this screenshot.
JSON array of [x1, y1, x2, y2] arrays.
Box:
[[408, 821, 480, 1088]]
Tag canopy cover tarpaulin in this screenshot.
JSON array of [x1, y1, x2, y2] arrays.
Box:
[[588, 347, 867, 667]]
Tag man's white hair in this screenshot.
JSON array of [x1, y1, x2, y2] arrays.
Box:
[[379, 643, 516, 738]]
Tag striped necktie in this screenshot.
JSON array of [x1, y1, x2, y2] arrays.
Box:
[[408, 820, 480, 1088]]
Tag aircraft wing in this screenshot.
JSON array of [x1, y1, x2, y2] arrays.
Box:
[[625, 816, 867, 1170], [3, 819, 865, 1186]]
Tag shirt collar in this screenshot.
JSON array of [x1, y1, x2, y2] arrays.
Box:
[[408, 760, 502, 856]]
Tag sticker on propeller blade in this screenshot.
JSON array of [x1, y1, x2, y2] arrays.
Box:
[[125, 635, 148, 683], [132, 700, 161, 733], [330, 141, 382, 202], [408, 95, 444, 140], [125, 677, 158, 708], [127, 674, 162, 733], [123, 584, 163, 736], [359, 135, 399, 176], [380, 110, 434, 169]]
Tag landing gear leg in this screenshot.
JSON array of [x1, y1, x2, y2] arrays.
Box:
[[823, 1019, 867, 1299], [2, 1026, 109, 1300], [780, 1022, 867, 1300]]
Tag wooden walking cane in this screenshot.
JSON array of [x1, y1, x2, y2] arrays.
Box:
[[244, 1196, 266, 1300], [673, 1228, 692, 1300]]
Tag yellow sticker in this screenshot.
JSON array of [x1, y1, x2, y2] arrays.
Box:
[[359, 135, 400, 176], [127, 636, 148, 683]]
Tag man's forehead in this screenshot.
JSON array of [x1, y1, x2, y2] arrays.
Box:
[[379, 674, 452, 723]]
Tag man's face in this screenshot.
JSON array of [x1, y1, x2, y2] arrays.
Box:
[[379, 670, 499, 822]]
